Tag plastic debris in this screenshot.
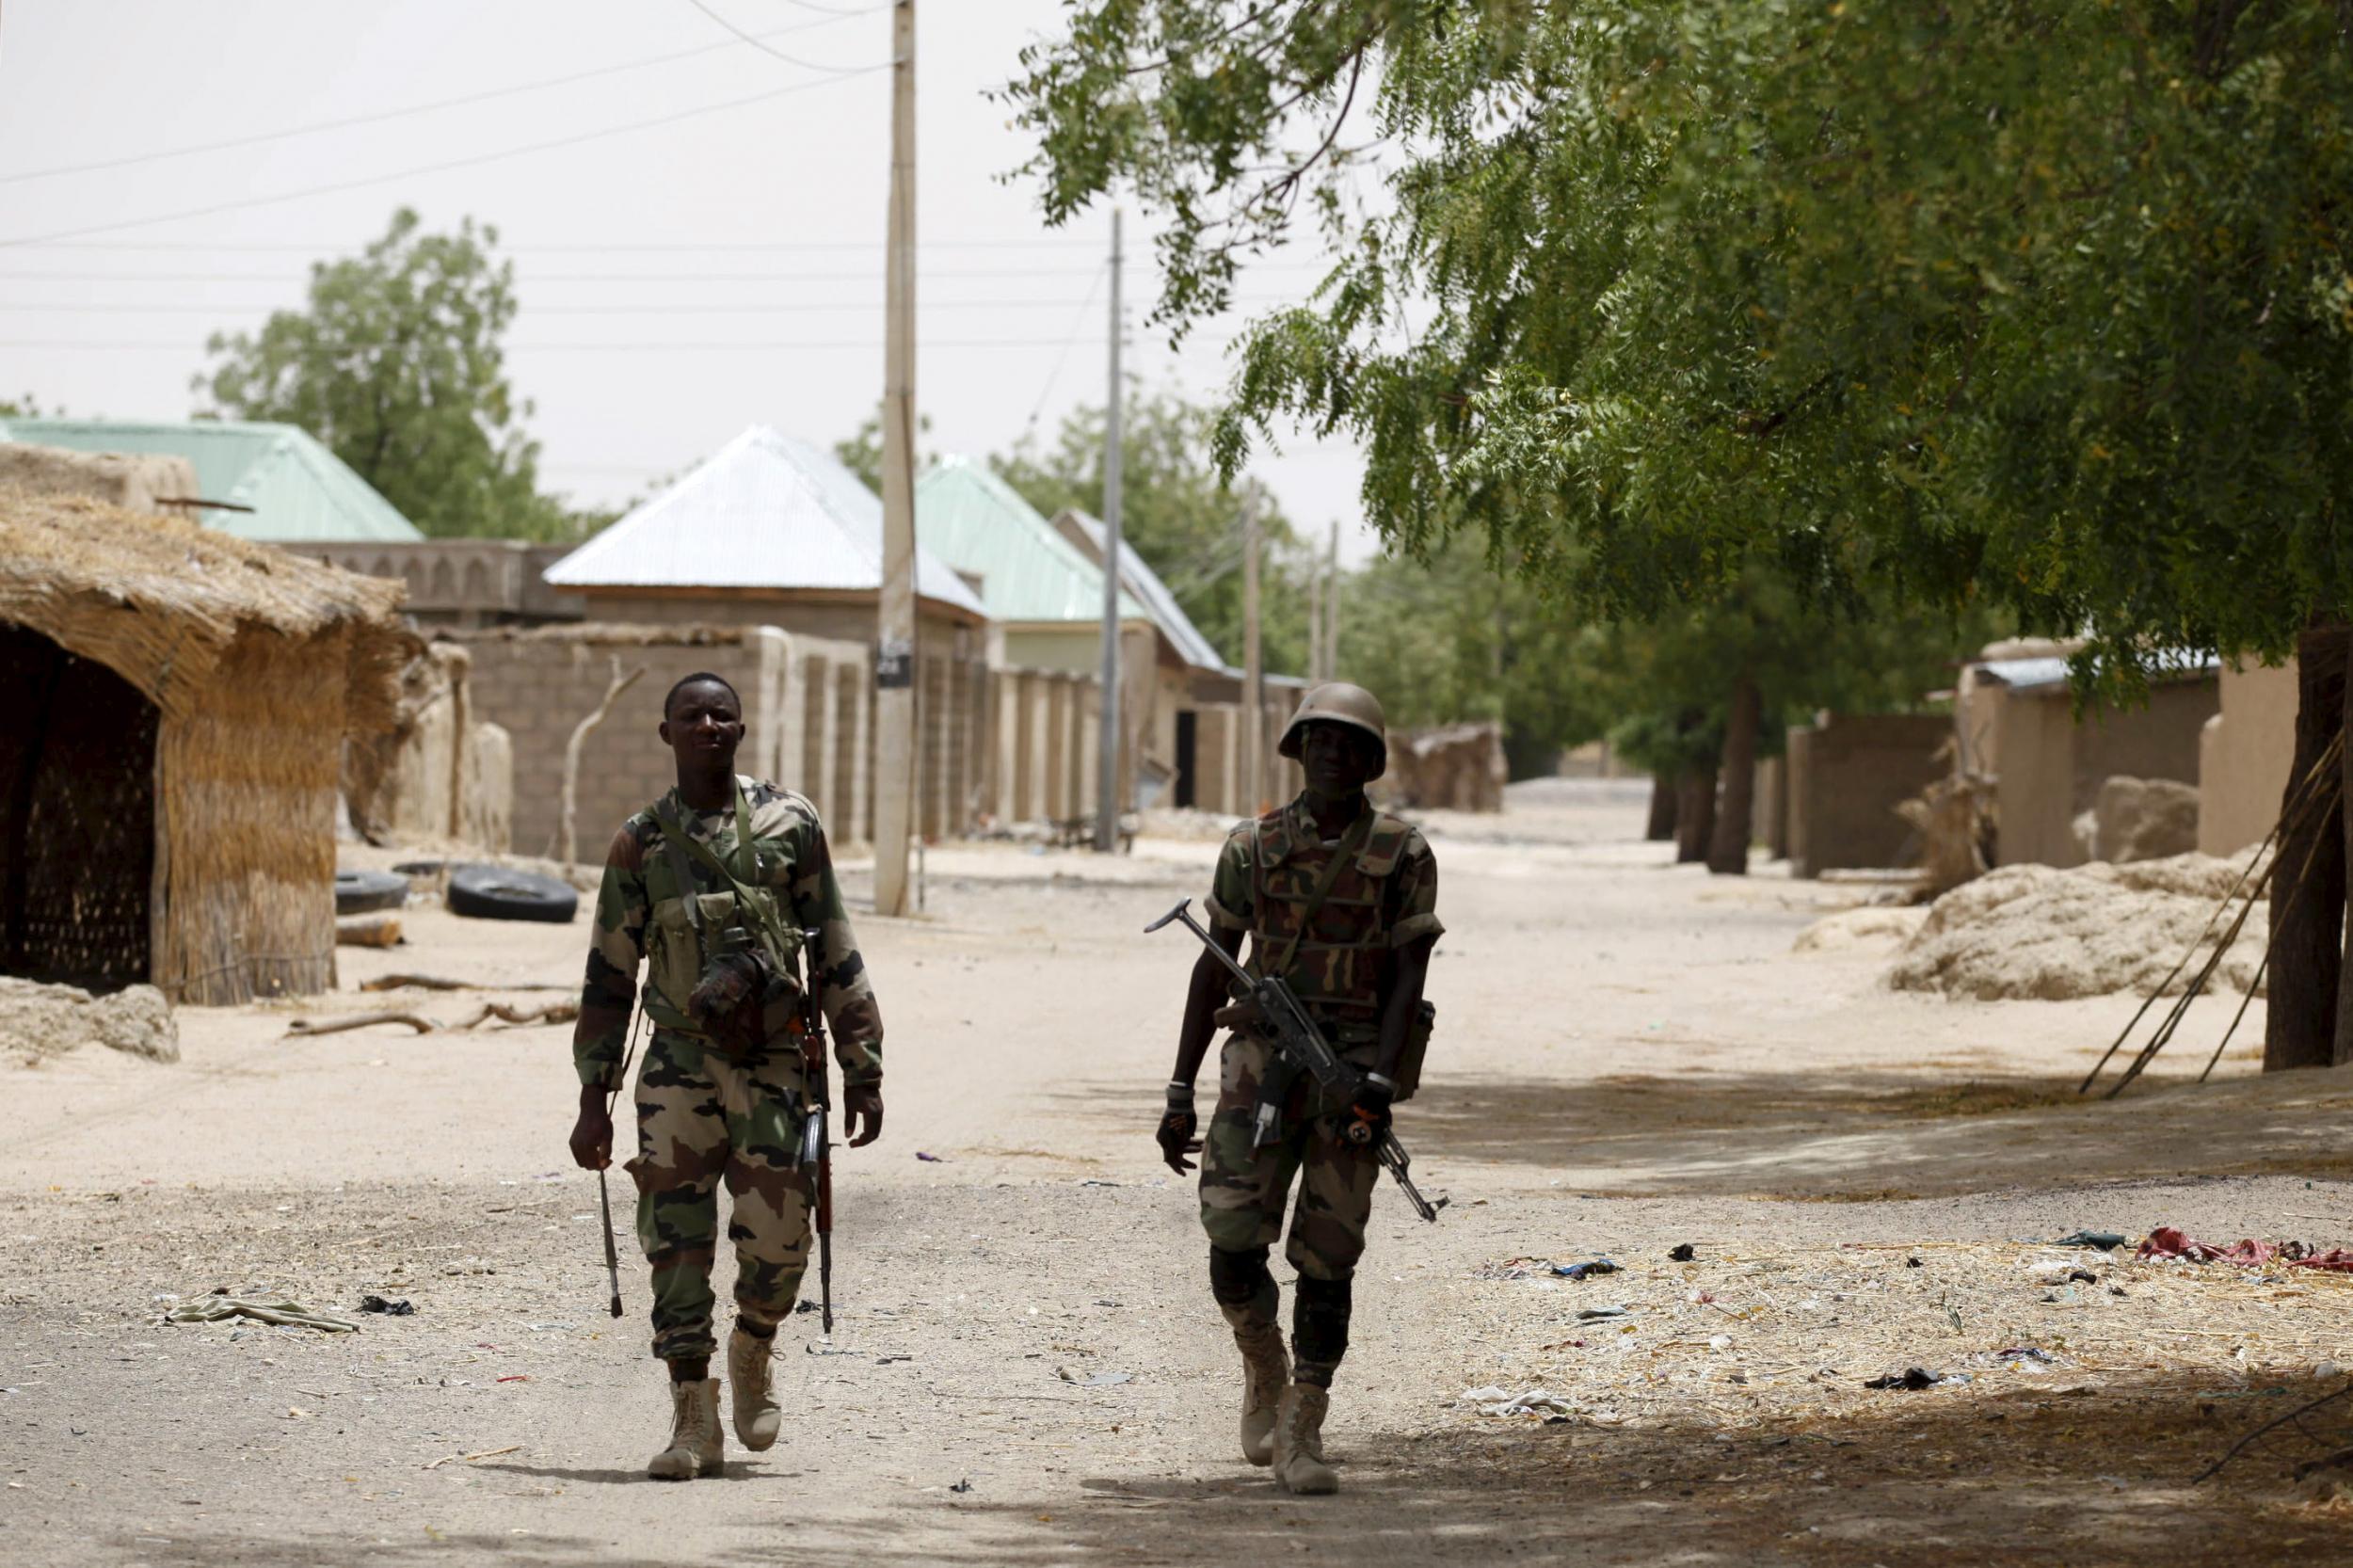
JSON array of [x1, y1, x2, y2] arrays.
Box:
[[915, 1152, 946, 1163], [1460, 1384, 1577, 1418], [164, 1292, 358, 1334], [1550, 1257, 1620, 1281], [1668, 1243, 1697, 1263], [1864, 1368, 1943, 1390], [360, 1295, 413, 1316], [1576, 1304, 1628, 1321], [2137, 1226, 2353, 1271], [2052, 1230, 2127, 1250], [950, 1479, 973, 1494]]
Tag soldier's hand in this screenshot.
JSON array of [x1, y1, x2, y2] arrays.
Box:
[[569, 1091, 614, 1171], [843, 1083, 884, 1147], [1345, 1081, 1394, 1147], [1157, 1108, 1201, 1174]]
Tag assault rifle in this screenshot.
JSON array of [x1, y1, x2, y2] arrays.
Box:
[[1145, 898, 1446, 1224], [794, 927, 835, 1334]]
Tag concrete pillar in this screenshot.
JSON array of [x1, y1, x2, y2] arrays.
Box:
[[852, 663, 874, 846], [817, 654, 843, 830]]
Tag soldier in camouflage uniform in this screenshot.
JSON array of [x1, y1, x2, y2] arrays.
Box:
[[568, 672, 885, 1480], [1156, 682, 1441, 1495]]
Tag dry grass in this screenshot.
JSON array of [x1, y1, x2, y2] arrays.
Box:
[[0, 487, 408, 728]]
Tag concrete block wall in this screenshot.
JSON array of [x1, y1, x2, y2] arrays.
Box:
[[450, 626, 873, 862], [1787, 713, 1951, 878]]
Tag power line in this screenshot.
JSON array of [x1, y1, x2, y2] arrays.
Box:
[[0, 65, 889, 250], [678, 0, 872, 73], [0, 238, 1113, 254], [0, 296, 1297, 314], [0, 335, 1246, 352], [0, 265, 1116, 284], [0, 14, 869, 188], [1024, 261, 1109, 430]]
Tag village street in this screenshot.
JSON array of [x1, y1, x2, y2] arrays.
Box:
[[7, 781, 2353, 1567]]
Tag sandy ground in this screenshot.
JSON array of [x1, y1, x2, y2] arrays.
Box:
[[8, 779, 2353, 1566]]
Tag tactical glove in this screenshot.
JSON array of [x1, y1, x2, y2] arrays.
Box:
[[1344, 1078, 1394, 1147], [687, 950, 762, 1021]]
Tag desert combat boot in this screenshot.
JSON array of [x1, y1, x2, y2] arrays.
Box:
[[648, 1378, 725, 1480], [1232, 1320, 1289, 1465], [728, 1326, 782, 1450], [1272, 1384, 1338, 1495]]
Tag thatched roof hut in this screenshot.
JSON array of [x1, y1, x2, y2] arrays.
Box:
[[0, 489, 408, 1004]]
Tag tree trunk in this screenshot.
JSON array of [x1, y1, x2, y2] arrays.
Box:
[[1673, 764, 1717, 864], [1645, 774, 1677, 841], [2266, 623, 2347, 1072], [1706, 675, 1761, 875], [2334, 646, 2353, 1067]]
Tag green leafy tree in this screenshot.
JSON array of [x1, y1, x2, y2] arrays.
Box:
[[1336, 536, 1607, 780], [196, 207, 589, 541], [0, 395, 53, 417], [1012, 3, 2353, 1049]]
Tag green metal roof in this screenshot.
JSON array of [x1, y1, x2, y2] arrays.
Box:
[[915, 457, 1145, 624], [0, 418, 423, 543]]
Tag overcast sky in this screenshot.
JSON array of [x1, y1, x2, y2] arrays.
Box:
[[0, 0, 1385, 567]]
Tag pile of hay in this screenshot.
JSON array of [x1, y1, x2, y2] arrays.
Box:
[[1, 978, 177, 1065], [1881, 850, 2267, 1001]]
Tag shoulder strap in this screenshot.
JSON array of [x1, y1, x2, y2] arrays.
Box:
[[1265, 807, 1374, 981]]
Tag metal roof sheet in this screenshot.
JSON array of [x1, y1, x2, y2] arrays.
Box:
[[543, 426, 986, 617], [0, 417, 423, 543], [1054, 507, 1226, 671], [915, 457, 1146, 624]]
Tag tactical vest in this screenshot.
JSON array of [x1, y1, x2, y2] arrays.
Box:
[[642, 784, 804, 1048], [1245, 803, 1417, 1044]]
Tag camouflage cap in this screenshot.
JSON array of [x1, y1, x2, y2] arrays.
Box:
[[1277, 682, 1388, 780]]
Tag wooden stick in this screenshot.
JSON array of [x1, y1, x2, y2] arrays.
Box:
[[449, 1000, 579, 1031], [360, 974, 569, 993], [284, 1012, 438, 1036], [553, 658, 645, 867]]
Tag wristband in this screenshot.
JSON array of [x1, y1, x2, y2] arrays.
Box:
[[1165, 1079, 1195, 1105]]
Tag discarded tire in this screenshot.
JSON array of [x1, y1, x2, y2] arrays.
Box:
[[335, 869, 411, 916], [447, 864, 579, 924]]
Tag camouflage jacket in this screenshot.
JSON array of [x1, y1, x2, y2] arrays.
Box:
[[1204, 793, 1443, 1045], [573, 776, 883, 1091]]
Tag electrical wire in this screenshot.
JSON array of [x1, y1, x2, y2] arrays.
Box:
[[0, 297, 1281, 314], [0, 238, 1104, 254], [0, 13, 868, 188], [1022, 260, 1107, 430], [0, 66, 889, 250], [0, 335, 1246, 352], [678, 0, 872, 73]]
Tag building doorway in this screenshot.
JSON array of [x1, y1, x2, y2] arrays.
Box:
[[1174, 710, 1197, 808], [0, 625, 159, 990]]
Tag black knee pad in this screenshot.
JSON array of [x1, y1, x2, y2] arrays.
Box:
[[1209, 1244, 1273, 1307], [1292, 1271, 1353, 1369]]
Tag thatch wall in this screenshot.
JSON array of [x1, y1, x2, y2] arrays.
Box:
[[0, 489, 405, 1005]]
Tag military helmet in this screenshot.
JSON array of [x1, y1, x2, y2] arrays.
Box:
[[1278, 681, 1389, 780]]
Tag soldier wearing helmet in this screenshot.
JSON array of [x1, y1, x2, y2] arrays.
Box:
[[1156, 681, 1443, 1495]]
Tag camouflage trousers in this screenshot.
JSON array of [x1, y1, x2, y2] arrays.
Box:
[[1198, 1031, 1381, 1283], [627, 1029, 814, 1365]]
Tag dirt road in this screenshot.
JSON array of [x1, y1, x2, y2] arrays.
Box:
[[8, 782, 2353, 1565]]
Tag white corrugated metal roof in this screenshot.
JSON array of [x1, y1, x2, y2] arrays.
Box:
[[1054, 508, 1227, 671], [544, 426, 986, 618]]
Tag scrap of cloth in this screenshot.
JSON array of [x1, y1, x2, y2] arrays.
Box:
[[164, 1293, 359, 1333], [2136, 1226, 2353, 1272]]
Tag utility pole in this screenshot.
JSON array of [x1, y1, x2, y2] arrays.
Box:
[[873, 0, 918, 916], [1094, 209, 1124, 853], [1305, 543, 1323, 683], [1322, 517, 1340, 682], [1241, 488, 1263, 811]]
